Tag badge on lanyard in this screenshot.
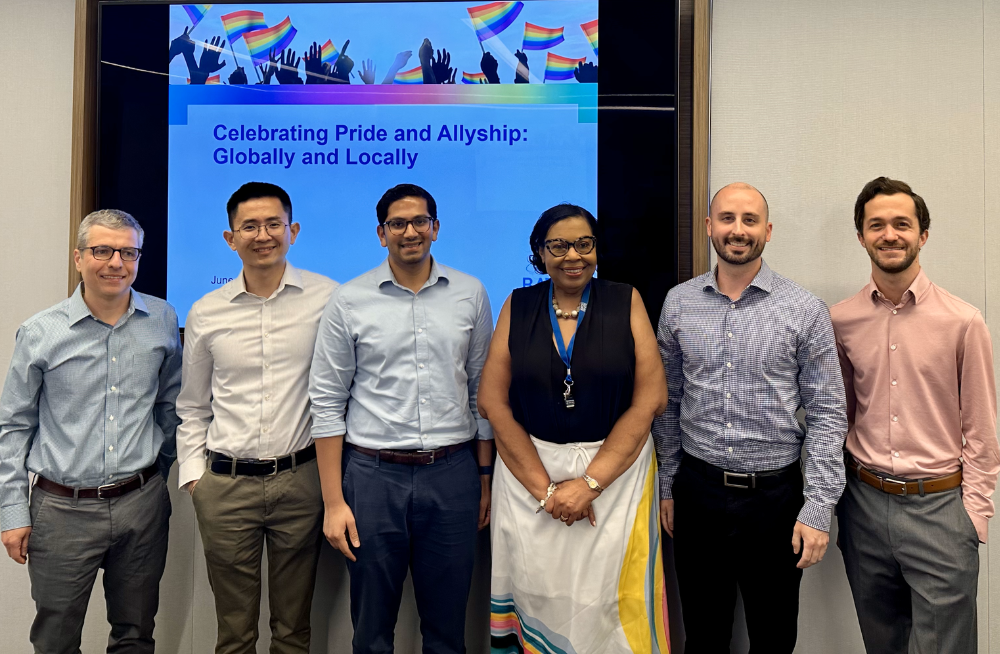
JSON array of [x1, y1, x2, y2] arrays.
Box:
[[548, 281, 592, 409]]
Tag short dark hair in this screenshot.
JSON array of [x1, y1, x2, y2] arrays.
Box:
[[376, 184, 438, 225], [226, 182, 293, 229], [854, 177, 930, 234], [528, 203, 598, 274]]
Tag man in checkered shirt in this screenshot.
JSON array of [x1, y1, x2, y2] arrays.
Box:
[[653, 182, 847, 654]]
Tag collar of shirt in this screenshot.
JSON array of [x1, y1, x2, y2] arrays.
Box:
[[374, 256, 450, 292], [67, 283, 147, 326], [702, 259, 776, 298], [865, 268, 931, 309], [220, 262, 305, 302]]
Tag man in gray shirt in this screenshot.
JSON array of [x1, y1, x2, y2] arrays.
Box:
[[309, 183, 493, 654]]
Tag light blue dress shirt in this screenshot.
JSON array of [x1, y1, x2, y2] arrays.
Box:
[[652, 261, 847, 531], [0, 284, 182, 531], [310, 258, 493, 449]]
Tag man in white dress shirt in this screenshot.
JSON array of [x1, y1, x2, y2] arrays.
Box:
[[176, 182, 337, 654]]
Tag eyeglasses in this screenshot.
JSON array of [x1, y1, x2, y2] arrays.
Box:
[[382, 216, 435, 235], [236, 221, 287, 238], [544, 236, 597, 257], [83, 246, 142, 261]]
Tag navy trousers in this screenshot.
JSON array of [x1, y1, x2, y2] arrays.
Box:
[[342, 443, 481, 654]]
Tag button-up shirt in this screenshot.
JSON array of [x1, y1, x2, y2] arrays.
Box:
[[0, 284, 182, 531], [653, 261, 847, 531], [831, 269, 999, 541], [309, 258, 493, 449], [176, 263, 337, 488]]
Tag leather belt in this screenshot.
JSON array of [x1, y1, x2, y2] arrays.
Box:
[[346, 441, 471, 465], [683, 453, 800, 490], [35, 464, 160, 500], [209, 443, 316, 477], [847, 456, 961, 496]]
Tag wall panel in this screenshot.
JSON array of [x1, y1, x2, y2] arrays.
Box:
[[710, 1, 992, 652], [984, 0, 1000, 649]]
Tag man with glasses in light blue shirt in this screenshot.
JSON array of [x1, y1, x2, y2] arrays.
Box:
[[310, 183, 494, 654], [0, 209, 182, 654]]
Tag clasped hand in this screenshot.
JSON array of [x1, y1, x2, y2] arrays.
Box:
[[545, 478, 598, 527]]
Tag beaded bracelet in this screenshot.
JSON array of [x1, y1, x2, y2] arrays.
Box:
[[535, 482, 558, 514]]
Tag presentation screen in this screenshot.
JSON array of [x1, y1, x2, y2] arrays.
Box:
[[167, 1, 599, 325]]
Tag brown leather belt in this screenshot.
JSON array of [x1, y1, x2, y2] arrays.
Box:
[[346, 441, 471, 465], [848, 457, 961, 496], [35, 464, 160, 500]]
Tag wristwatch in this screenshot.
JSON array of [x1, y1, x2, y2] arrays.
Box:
[[583, 474, 604, 494]]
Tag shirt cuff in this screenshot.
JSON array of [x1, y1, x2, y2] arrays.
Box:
[[969, 510, 988, 543], [1, 503, 31, 532], [311, 420, 347, 440], [178, 456, 206, 489], [658, 470, 674, 500], [475, 418, 494, 441], [797, 499, 833, 532]]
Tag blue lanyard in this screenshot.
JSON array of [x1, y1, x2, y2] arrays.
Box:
[[548, 280, 591, 387]]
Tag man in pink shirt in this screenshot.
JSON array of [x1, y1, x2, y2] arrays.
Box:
[[831, 176, 999, 654]]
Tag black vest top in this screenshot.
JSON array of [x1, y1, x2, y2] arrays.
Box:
[[508, 278, 635, 444]]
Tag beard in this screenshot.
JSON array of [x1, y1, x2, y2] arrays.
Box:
[[866, 240, 919, 274], [712, 234, 766, 265]]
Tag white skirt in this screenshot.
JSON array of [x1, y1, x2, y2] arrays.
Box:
[[490, 434, 670, 654]]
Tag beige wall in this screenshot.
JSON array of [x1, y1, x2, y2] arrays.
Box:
[[0, 0, 77, 645], [710, 0, 999, 651]]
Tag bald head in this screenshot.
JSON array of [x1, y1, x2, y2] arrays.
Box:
[[710, 182, 769, 221]]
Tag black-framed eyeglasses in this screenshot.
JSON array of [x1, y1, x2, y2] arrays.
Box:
[[382, 216, 435, 235], [236, 221, 288, 239], [83, 246, 142, 261], [544, 236, 597, 257]]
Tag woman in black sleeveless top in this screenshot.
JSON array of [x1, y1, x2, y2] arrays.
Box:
[[478, 204, 669, 653]]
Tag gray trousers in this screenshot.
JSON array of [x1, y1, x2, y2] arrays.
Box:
[[26, 472, 171, 654], [837, 474, 980, 654], [192, 458, 323, 654]]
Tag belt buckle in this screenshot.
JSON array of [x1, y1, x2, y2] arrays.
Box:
[[723, 471, 754, 489], [415, 450, 436, 464], [261, 457, 280, 477], [881, 475, 909, 496], [97, 482, 119, 499]]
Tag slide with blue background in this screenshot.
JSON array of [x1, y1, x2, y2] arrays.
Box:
[[168, 1, 598, 325]]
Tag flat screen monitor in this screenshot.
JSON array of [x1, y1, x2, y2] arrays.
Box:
[[98, 1, 677, 326]]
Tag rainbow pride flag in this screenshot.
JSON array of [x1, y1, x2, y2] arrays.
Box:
[[394, 66, 423, 84], [581, 19, 598, 57], [220, 10, 266, 43], [183, 5, 212, 27], [187, 74, 221, 84], [544, 53, 586, 82], [321, 40, 340, 66], [244, 17, 297, 65], [467, 2, 524, 41], [522, 23, 564, 50], [462, 71, 488, 84]]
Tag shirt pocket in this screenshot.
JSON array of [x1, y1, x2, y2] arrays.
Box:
[[754, 326, 799, 378]]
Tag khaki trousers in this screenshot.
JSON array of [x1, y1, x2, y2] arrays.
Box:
[[192, 458, 323, 654]]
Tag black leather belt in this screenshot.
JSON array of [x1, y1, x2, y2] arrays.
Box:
[[683, 453, 800, 490], [345, 441, 471, 465], [35, 463, 160, 499], [209, 443, 316, 477]]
